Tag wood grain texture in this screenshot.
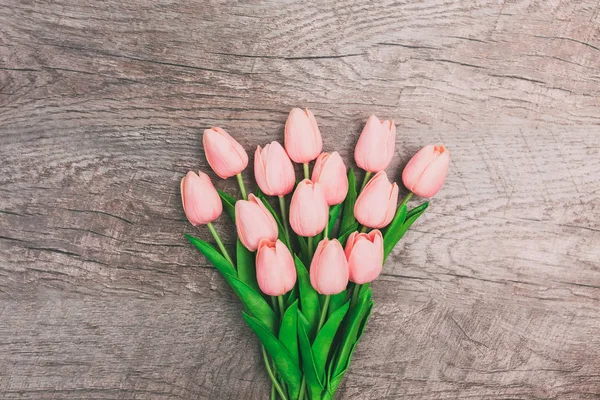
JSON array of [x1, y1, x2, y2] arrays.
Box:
[[1, 0, 599, 399]]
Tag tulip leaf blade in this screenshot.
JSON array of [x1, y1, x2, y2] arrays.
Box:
[[243, 312, 301, 398], [328, 299, 373, 395], [331, 285, 372, 380], [328, 290, 348, 318], [297, 235, 309, 265], [256, 189, 291, 248], [217, 190, 237, 222], [382, 203, 407, 261], [285, 285, 298, 308], [327, 203, 343, 239], [185, 234, 236, 278], [185, 234, 278, 335], [294, 255, 320, 339], [229, 278, 279, 335], [279, 300, 300, 366], [236, 239, 259, 292], [340, 168, 357, 234], [382, 201, 429, 261], [312, 301, 350, 382], [298, 312, 324, 398]]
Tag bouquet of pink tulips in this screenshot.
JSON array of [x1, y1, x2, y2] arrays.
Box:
[[180, 109, 450, 400]]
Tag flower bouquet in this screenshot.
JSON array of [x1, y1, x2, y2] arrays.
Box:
[[180, 108, 450, 400]]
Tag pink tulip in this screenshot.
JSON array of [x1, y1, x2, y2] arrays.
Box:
[[354, 115, 396, 172], [354, 171, 399, 228], [345, 230, 384, 284], [180, 171, 222, 225], [203, 127, 249, 179], [235, 194, 278, 251], [402, 145, 450, 198], [256, 239, 296, 296], [310, 239, 349, 295], [289, 179, 329, 237], [254, 142, 295, 196], [284, 108, 323, 163], [311, 152, 348, 206]]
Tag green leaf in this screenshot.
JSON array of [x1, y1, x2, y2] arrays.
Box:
[[313, 301, 350, 381], [382, 204, 407, 260], [285, 285, 298, 308], [329, 300, 373, 394], [229, 279, 278, 335], [327, 203, 343, 239], [382, 202, 429, 261], [340, 168, 357, 234], [256, 189, 290, 248], [279, 300, 299, 366], [406, 201, 429, 221], [332, 286, 372, 379], [297, 235, 309, 264], [337, 222, 359, 246], [298, 313, 324, 398], [328, 290, 348, 318], [185, 234, 236, 278], [236, 239, 259, 292], [218, 190, 237, 222], [243, 313, 301, 398], [294, 255, 320, 339]]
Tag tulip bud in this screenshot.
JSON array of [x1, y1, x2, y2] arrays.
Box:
[[311, 152, 348, 206], [310, 238, 349, 295], [354, 115, 396, 172], [180, 171, 222, 225], [402, 145, 450, 198], [203, 127, 249, 179], [254, 142, 295, 196], [354, 171, 399, 229], [345, 230, 384, 284], [256, 239, 297, 296], [289, 179, 328, 237], [235, 194, 278, 251], [284, 108, 323, 163]]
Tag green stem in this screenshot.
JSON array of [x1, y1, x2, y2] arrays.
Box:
[[278, 196, 291, 245], [206, 222, 234, 266], [298, 377, 306, 400], [236, 173, 248, 200], [262, 346, 288, 400], [351, 284, 362, 306], [307, 236, 313, 260], [303, 163, 310, 179], [359, 171, 372, 192], [277, 295, 286, 319], [359, 225, 369, 233], [270, 385, 276, 400], [317, 295, 331, 332], [399, 192, 413, 209]]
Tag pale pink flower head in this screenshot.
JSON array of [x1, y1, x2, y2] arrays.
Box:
[[284, 108, 323, 163], [180, 171, 222, 225], [402, 144, 450, 198], [256, 239, 296, 296], [354, 171, 399, 229], [254, 141, 295, 196], [310, 238, 349, 295], [345, 230, 384, 284], [354, 115, 396, 172], [235, 194, 278, 251], [289, 179, 328, 237], [311, 152, 348, 206], [203, 127, 248, 179]]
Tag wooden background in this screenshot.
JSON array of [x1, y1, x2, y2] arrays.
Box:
[[1, 0, 599, 399]]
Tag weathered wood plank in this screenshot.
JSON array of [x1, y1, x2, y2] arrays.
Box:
[[1, 0, 599, 399]]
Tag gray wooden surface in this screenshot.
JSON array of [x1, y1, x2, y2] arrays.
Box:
[[1, 1, 600, 399]]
